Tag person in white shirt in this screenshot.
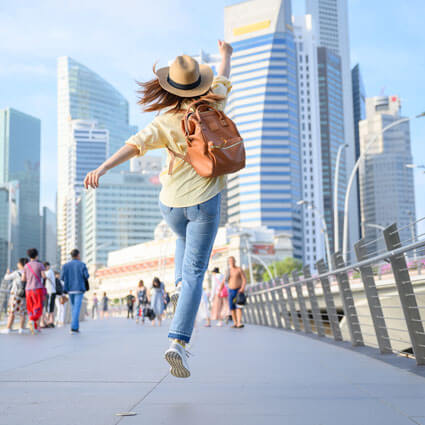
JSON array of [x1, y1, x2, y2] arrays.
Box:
[[54, 271, 67, 327], [210, 267, 229, 327], [43, 262, 56, 328]]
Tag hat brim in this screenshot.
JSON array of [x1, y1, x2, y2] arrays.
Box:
[[156, 64, 214, 97]]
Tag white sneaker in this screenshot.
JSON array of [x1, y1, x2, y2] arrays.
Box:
[[164, 341, 191, 378], [18, 328, 25, 334], [1, 328, 11, 334], [170, 283, 182, 313]]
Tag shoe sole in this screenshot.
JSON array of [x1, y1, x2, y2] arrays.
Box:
[[170, 293, 179, 313], [164, 350, 190, 378]]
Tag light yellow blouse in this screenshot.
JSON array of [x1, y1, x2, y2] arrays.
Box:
[[125, 76, 232, 208]]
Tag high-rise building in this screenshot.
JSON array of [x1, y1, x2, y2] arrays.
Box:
[[0, 182, 19, 277], [64, 120, 108, 258], [81, 172, 162, 267], [57, 57, 134, 263], [292, 15, 326, 268], [359, 96, 416, 256], [40, 206, 57, 267], [317, 47, 346, 254], [0, 108, 41, 258], [352, 63, 366, 236], [306, 0, 360, 255], [224, 0, 303, 258]]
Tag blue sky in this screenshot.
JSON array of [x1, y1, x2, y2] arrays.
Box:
[[1, 0, 424, 232]]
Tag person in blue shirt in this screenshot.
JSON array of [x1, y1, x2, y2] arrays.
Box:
[[60, 249, 89, 333]]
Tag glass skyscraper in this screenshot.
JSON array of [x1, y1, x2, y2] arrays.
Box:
[[57, 57, 134, 263], [224, 0, 302, 258], [0, 108, 41, 264]]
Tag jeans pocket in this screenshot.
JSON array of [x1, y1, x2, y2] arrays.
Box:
[[159, 201, 173, 216], [198, 193, 221, 220]]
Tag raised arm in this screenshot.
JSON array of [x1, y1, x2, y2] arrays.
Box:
[[217, 40, 233, 79], [84, 144, 139, 189]]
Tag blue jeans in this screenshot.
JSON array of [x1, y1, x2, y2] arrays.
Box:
[[69, 293, 84, 331], [159, 192, 221, 343]]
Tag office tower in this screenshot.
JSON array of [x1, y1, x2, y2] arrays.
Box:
[[352, 64, 366, 236], [293, 15, 326, 267], [81, 172, 162, 266], [306, 0, 360, 254], [224, 0, 303, 258], [0, 182, 19, 277], [0, 108, 41, 258], [359, 96, 416, 256], [317, 47, 346, 254], [57, 57, 134, 263], [130, 155, 163, 175], [40, 206, 57, 266], [63, 120, 108, 260]]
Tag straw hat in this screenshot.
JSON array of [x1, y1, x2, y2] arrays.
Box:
[[156, 55, 214, 97]]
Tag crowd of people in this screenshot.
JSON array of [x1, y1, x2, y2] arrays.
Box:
[[1, 248, 89, 335]]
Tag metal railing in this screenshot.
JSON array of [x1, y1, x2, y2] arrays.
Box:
[[245, 222, 425, 365]]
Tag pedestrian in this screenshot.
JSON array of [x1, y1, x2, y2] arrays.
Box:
[[42, 262, 56, 328], [60, 249, 89, 334], [1, 258, 28, 334], [92, 292, 99, 320], [21, 248, 46, 334], [101, 292, 109, 319], [126, 289, 136, 319], [150, 277, 164, 326], [84, 40, 235, 377], [210, 267, 229, 327], [226, 256, 247, 329], [54, 271, 67, 327], [199, 289, 211, 327], [136, 280, 148, 324]]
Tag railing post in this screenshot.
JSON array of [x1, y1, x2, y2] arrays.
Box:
[[254, 292, 263, 326], [303, 265, 325, 337], [276, 279, 292, 330], [333, 252, 364, 346], [292, 271, 312, 333], [354, 240, 392, 354], [383, 223, 425, 365], [269, 287, 282, 328], [245, 288, 253, 324], [264, 282, 277, 327], [316, 259, 343, 341], [283, 274, 301, 331], [258, 284, 269, 326]]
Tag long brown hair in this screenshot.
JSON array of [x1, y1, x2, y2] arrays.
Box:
[[137, 65, 224, 114]]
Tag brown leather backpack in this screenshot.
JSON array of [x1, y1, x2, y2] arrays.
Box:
[[167, 101, 245, 178]]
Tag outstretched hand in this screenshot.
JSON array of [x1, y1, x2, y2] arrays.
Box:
[[84, 167, 107, 189]]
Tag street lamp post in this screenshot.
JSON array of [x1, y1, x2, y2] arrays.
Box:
[[297, 200, 332, 270], [250, 253, 276, 283], [333, 144, 348, 252], [342, 113, 425, 262]]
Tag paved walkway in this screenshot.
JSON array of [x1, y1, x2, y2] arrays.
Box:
[[1, 319, 425, 425]]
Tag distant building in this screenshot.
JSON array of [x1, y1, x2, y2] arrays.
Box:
[[130, 155, 163, 175], [81, 172, 162, 267], [0, 108, 41, 258], [0, 182, 19, 277], [224, 0, 303, 259], [293, 15, 326, 268], [95, 222, 292, 299], [65, 120, 108, 257], [40, 206, 57, 267], [359, 96, 416, 255], [352, 63, 366, 237], [57, 57, 135, 264], [306, 0, 360, 251]]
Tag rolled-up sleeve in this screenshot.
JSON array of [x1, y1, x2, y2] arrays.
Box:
[[125, 115, 167, 157], [211, 76, 232, 111]]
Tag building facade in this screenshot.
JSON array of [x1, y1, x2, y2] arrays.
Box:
[[57, 57, 134, 263], [0, 108, 41, 259], [224, 0, 303, 259], [306, 0, 360, 256], [293, 15, 326, 268], [81, 172, 162, 267], [40, 206, 57, 267], [352, 63, 366, 236], [359, 96, 416, 256]]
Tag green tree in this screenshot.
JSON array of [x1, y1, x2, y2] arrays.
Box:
[[262, 257, 302, 282]]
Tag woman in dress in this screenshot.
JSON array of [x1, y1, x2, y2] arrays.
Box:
[[101, 292, 109, 319], [136, 280, 148, 324], [1, 258, 28, 334], [210, 267, 229, 327], [150, 277, 164, 326]]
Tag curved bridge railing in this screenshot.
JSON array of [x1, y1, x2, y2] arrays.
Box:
[[245, 222, 425, 365]]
